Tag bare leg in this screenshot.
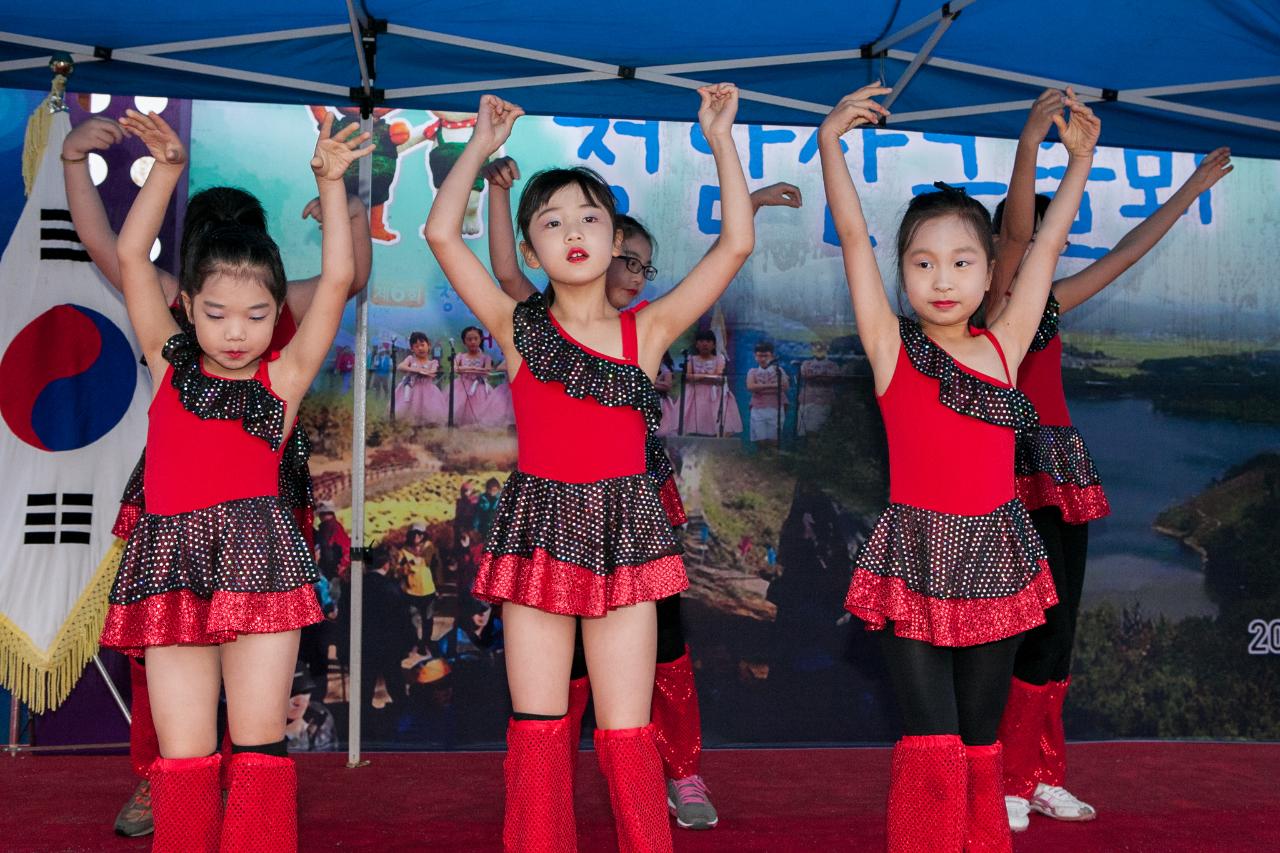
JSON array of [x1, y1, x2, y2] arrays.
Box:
[[581, 601, 657, 729], [144, 645, 222, 758], [503, 603, 576, 714], [220, 630, 300, 746]]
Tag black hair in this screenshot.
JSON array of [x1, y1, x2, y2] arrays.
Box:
[[460, 326, 483, 345], [616, 213, 657, 257], [179, 187, 285, 305], [993, 193, 1053, 234], [409, 331, 430, 346], [180, 187, 267, 259], [366, 543, 391, 571], [754, 340, 775, 354], [895, 185, 995, 314], [484, 477, 501, 489], [515, 166, 617, 242]]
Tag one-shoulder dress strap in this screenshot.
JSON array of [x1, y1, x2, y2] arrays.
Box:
[[976, 328, 1013, 385], [620, 308, 639, 365]]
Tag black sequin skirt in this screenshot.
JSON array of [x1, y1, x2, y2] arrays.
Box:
[[845, 499, 1058, 647], [473, 470, 688, 616], [101, 495, 322, 655], [1015, 425, 1110, 523]]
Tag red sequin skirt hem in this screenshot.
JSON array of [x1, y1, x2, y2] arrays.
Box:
[[100, 586, 323, 657], [472, 548, 689, 617], [845, 563, 1058, 647], [1016, 474, 1110, 523], [658, 476, 688, 527]]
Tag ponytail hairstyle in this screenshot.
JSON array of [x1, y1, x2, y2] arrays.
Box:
[[515, 166, 618, 307], [179, 186, 285, 307], [894, 182, 995, 314]]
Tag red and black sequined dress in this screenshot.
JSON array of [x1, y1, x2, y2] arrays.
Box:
[[844, 318, 1058, 647], [472, 293, 688, 616], [1015, 295, 1110, 523], [112, 305, 316, 548], [100, 333, 323, 656]]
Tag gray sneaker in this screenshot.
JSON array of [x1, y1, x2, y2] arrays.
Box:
[[666, 775, 719, 830], [113, 779, 154, 837]]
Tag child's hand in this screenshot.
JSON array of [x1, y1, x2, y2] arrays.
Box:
[[1185, 147, 1233, 193], [472, 95, 524, 155], [62, 116, 123, 159], [1054, 88, 1101, 158], [697, 83, 739, 139], [1021, 88, 1066, 144], [819, 84, 891, 140], [751, 182, 803, 209], [481, 156, 521, 190], [119, 110, 186, 167], [311, 112, 373, 182]]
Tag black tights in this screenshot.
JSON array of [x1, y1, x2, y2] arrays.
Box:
[[568, 594, 686, 681], [1014, 508, 1089, 685], [881, 629, 1021, 746]]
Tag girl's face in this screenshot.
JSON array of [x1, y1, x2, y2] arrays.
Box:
[[521, 183, 621, 289], [463, 330, 482, 353], [182, 273, 280, 375], [754, 350, 773, 368], [695, 338, 715, 356], [605, 234, 653, 310], [900, 214, 993, 326], [411, 339, 431, 358], [811, 342, 829, 359]]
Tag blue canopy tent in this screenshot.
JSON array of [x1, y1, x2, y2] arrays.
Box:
[[2, 0, 1277, 762], [1, 1, 1278, 157]]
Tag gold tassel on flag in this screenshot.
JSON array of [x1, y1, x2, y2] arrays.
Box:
[[22, 54, 73, 197]]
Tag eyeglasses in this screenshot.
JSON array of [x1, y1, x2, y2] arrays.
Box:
[[616, 254, 658, 281]]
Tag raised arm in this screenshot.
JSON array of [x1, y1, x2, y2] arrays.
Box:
[[481, 156, 538, 300], [991, 92, 1100, 360], [638, 84, 755, 364], [424, 95, 523, 350], [817, 85, 898, 380], [63, 116, 180, 303], [991, 89, 1066, 306], [286, 192, 374, 322], [116, 111, 187, 371], [274, 116, 372, 398], [1053, 146, 1232, 313]]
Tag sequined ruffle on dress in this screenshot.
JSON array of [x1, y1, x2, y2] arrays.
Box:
[[846, 320, 1054, 647], [514, 291, 663, 432], [473, 471, 687, 616], [844, 500, 1056, 647], [899, 317, 1038, 430], [101, 334, 322, 655], [646, 435, 687, 527], [1014, 295, 1110, 523]]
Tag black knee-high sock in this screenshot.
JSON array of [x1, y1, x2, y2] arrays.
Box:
[[231, 739, 288, 757], [655, 594, 687, 665]]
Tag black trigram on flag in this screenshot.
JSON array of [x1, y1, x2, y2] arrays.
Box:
[[39, 209, 91, 262], [24, 493, 93, 544]]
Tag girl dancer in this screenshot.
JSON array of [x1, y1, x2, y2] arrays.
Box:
[[483, 158, 802, 829], [988, 99, 1233, 829], [395, 331, 449, 425], [821, 83, 1097, 852], [426, 86, 752, 851], [61, 114, 371, 838], [98, 110, 368, 852]]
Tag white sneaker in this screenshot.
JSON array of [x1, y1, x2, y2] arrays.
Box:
[[1005, 796, 1030, 832], [1030, 783, 1097, 821]]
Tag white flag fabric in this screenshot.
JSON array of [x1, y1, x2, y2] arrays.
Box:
[[0, 109, 147, 712]]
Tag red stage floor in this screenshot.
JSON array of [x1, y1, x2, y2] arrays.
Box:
[[3, 742, 1277, 851]]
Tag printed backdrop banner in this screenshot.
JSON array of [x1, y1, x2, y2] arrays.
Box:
[[0, 110, 147, 712]]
